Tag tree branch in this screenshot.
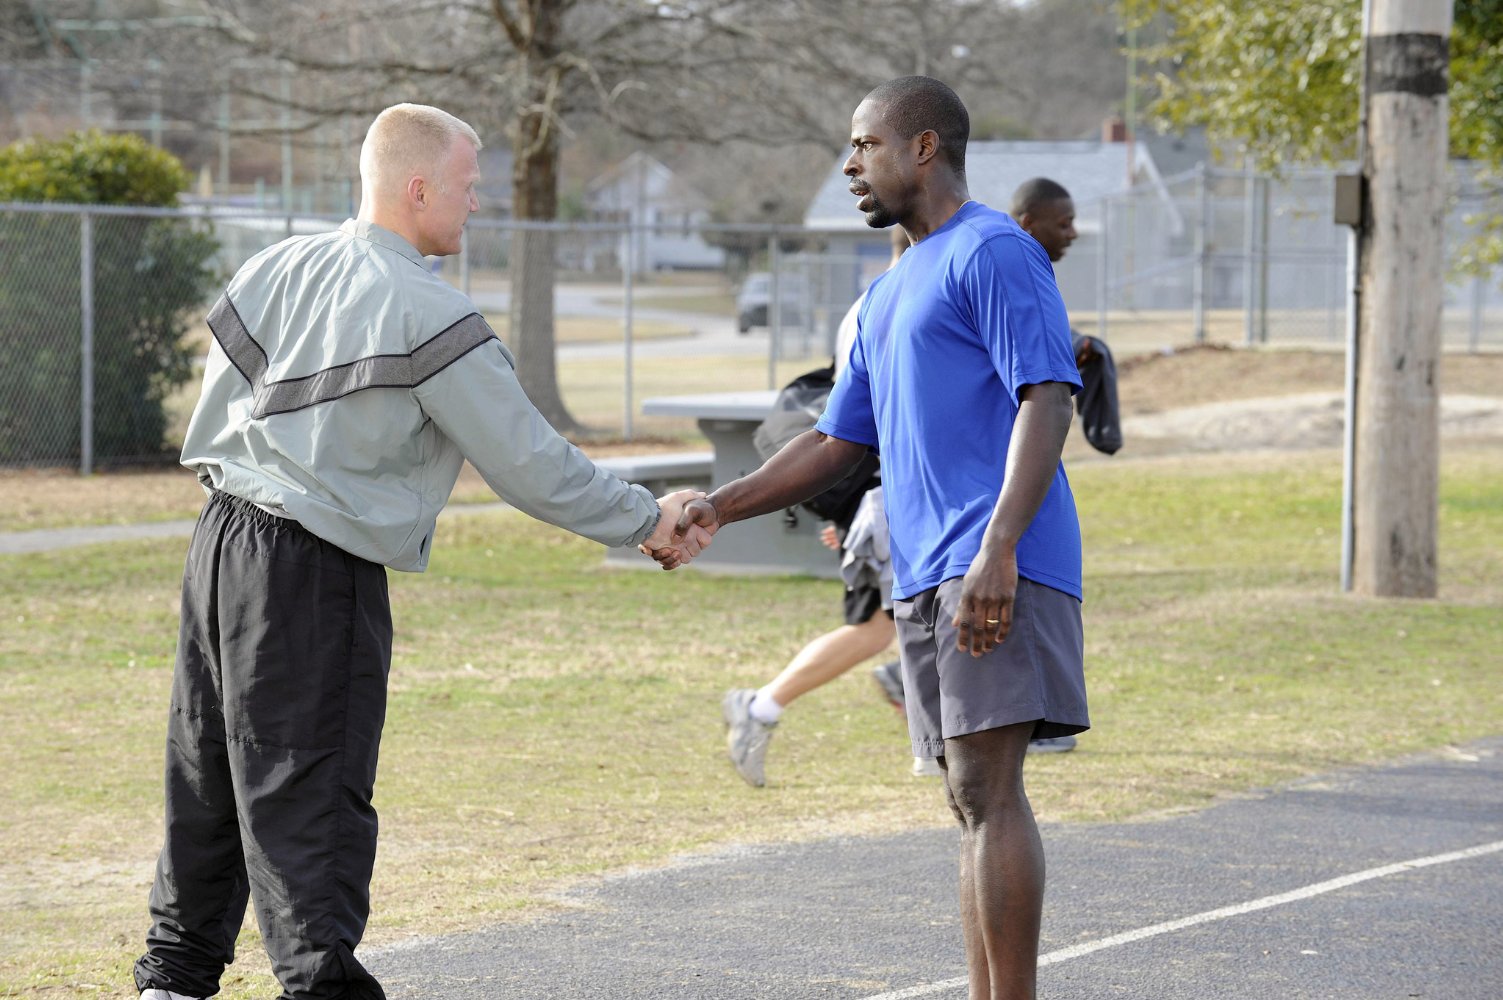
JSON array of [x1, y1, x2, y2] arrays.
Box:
[[490, 0, 526, 52]]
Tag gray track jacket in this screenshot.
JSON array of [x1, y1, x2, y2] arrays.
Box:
[[181, 219, 659, 571]]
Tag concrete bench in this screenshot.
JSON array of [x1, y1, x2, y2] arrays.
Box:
[[597, 450, 713, 497]]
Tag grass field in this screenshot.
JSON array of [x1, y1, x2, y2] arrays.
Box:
[[2, 443, 1500, 997], [590, 289, 737, 316], [484, 312, 694, 345]]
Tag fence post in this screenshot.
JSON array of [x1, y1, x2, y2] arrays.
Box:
[[219, 89, 232, 194], [80, 211, 95, 476], [1096, 196, 1110, 339], [280, 67, 294, 212], [768, 232, 781, 389], [1193, 163, 1209, 344], [622, 224, 636, 441], [1469, 273, 1484, 353], [1340, 226, 1359, 593], [460, 226, 471, 299], [1243, 166, 1257, 346], [1258, 178, 1271, 343]]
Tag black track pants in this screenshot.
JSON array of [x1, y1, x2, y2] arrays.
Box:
[[134, 491, 392, 1000]]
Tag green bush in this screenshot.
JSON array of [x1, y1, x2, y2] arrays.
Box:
[[0, 130, 192, 206], [0, 131, 219, 465]]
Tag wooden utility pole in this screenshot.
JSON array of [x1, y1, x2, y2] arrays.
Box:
[[1353, 0, 1451, 597]]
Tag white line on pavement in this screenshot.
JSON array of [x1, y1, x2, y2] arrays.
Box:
[[859, 838, 1503, 1000]]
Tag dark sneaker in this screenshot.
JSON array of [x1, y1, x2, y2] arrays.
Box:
[[872, 660, 905, 711], [722, 688, 776, 787], [1027, 735, 1078, 754]]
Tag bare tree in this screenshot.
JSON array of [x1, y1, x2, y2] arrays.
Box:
[[161, 0, 872, 430], [37, 0, 1128, 432]]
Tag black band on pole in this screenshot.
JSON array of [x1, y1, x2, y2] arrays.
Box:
[[1366, 33, 1449, 98]]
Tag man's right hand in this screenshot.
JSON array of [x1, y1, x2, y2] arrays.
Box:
[[639, 490, 714, 570], [643, 497, 720, 570]]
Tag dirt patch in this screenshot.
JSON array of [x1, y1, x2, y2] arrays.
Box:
[[1118, 391, 1503, 455], [1114, 342, 1503, 415], [1053, 344, 1503, 460]]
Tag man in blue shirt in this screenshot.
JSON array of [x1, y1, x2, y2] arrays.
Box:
[[659, 77, 1088, 998]]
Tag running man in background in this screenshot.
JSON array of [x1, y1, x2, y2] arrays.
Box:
[[1011, 176, 1123, 457], [1009, 176, 1077, 268], [720, 229, 917, 787]]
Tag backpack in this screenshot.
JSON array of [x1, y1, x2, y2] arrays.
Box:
[[753, 364, 881, 526]]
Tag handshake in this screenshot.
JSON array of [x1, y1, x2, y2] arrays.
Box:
[[639, 489, 720, 570]]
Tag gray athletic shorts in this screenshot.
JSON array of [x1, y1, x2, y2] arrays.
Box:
[[895, 575, 1089, 758]]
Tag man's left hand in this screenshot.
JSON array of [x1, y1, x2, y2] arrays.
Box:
[[952, 544, 1018, 658]]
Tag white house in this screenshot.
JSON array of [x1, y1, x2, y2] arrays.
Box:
[[587, 151, 726, 273]]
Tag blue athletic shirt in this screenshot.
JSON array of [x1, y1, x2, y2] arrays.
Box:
[[815, 201, 1083, 601]]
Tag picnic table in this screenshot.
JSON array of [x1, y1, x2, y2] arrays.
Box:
[[600, 391, 839, 579]]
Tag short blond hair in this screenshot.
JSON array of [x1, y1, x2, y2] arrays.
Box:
[[359, 103, 482, 195]]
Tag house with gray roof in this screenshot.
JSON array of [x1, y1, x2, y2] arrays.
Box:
[[801, 135, 1176, 320]]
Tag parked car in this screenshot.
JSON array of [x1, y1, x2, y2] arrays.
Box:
[[735, 271, 809, 334]]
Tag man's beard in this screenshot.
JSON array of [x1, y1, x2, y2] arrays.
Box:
[[862, 194, 896, 229]]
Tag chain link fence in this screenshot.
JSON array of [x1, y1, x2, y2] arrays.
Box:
[[3, 181, 1499, 470], [1065, 165, 1502, 354], [0, 207, 81, 467], [0, 203, 220, 470]]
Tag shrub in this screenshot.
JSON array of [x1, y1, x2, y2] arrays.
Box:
[[0, 131, 219, 465]]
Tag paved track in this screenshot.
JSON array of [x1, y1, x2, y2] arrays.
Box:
[[366, 738, 1503, 999]]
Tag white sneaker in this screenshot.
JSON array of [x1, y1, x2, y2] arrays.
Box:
[[911, 756, 943, 778], [141, 990, 206, 1000], [722, 688, 776, 787]]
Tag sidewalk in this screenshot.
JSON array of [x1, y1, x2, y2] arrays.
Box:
[[0, 518, 198, 555], [0, 501, 511, 556]]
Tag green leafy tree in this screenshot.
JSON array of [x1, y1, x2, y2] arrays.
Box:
[[0, 131, 219, 465], [1122, 0, 1503, 268]]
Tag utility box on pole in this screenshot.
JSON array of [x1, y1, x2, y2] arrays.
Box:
[[1353, 0, 1451, 597]]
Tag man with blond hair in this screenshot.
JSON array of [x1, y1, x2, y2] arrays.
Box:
[[133, 103, 704, 1000]]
